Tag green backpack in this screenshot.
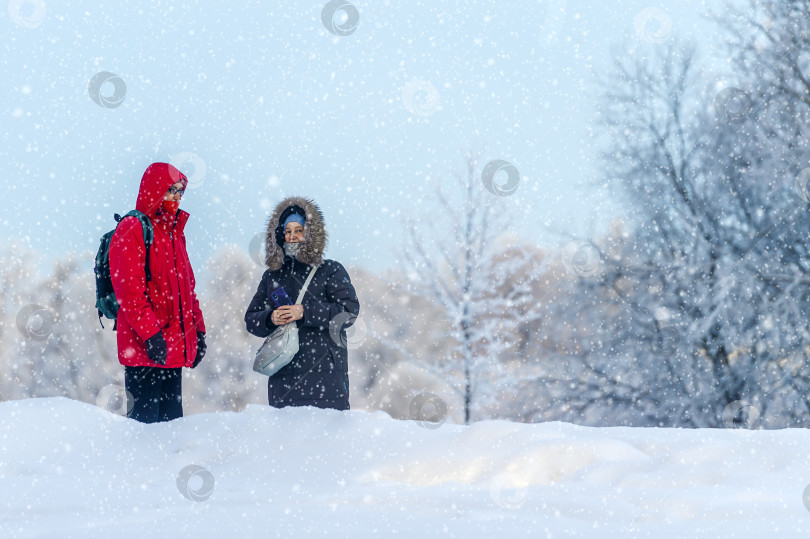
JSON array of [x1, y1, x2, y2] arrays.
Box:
[[94, 211, 153, 328]]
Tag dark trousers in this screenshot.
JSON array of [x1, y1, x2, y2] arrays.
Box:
[[124, 366, 183, 423], [268, 378, 350, 411]]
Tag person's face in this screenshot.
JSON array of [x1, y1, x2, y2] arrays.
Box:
[[164, 182, 185, 201], [285, 222, 304, 243]]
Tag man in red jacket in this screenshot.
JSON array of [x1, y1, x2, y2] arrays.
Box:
[[110, 162, 207, 423]]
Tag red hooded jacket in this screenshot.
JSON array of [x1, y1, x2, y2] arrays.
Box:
[[109, 162, 206, 368]]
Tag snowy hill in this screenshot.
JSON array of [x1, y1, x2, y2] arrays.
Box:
[[1, 398, 809, 538]]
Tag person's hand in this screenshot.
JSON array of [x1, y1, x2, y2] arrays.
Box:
[[145, 331, 168, 365], [273, 304, 304, 324], [192, 331, 206, 368]]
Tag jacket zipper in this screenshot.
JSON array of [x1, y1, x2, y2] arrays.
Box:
[[170, 226, 187, 366]]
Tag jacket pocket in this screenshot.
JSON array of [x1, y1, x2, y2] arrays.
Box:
[[147, 291, 173, 331]]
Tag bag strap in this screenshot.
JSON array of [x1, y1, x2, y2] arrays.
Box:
[[128, 210, 153, 283], [295, 265, 319, 304], [116, 210, 153, 283]]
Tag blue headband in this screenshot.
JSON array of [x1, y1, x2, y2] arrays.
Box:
[[283, 213, 306, 229]]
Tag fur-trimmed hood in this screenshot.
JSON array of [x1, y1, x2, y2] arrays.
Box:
[[265, 196, 327, 270]]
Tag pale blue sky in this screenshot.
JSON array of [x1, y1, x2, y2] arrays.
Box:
[[1, 0, 731, 279]]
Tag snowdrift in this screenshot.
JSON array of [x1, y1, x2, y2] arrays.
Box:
[[1, 397, 809, 537]]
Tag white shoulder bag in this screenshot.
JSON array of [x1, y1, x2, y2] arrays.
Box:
[[253, 265, 319, 377]]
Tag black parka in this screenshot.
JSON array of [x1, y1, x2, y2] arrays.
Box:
[[244, 196, 359, 410]]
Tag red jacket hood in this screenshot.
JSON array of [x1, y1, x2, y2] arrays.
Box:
[[136, 162, 187, 218]]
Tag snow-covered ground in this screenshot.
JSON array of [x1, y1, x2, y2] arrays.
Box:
[[1, 397, 809, 538]]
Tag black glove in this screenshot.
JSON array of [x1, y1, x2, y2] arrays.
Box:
[[192, 331, 206, 368], [145, 332, 168, 365]]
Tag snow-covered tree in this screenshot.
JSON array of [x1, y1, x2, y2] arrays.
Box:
[[534, 1, 810, 427], [394, 151, 544, 424], [0, 243, 40, 401], [0, 250, 121, 406]]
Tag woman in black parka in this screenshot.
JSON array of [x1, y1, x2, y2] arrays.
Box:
[[245, 196, 360, 410]]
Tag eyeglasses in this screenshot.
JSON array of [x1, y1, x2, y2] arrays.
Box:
[[167, 186, 185, 196]]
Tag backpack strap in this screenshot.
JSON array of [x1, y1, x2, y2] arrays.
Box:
[[118, 210, 154, 283]]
